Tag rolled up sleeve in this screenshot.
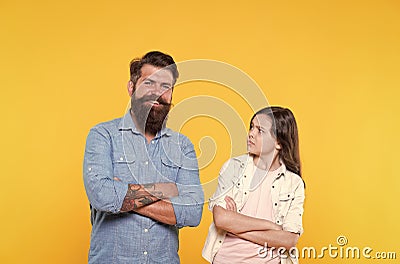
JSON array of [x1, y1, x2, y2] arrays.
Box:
[[83, 127, 128, 213], [170, 140, 204, 228], [282, 179, 305, 235]]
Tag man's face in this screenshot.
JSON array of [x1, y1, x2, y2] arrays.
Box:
[[130, 64, 174, 134], [133, 64, 174, 105]]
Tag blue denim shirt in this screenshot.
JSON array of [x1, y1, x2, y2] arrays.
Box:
[[83, 111, 204, 264]]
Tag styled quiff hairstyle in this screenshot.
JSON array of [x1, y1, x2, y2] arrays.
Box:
[[129, 51, 179, 89]]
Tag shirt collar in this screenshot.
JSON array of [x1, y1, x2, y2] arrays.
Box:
[[242, 154, 288, 179], [118, 110, 172, 137], [273, 161, 287, 179]]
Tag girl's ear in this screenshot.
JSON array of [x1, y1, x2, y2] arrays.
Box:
[[275, 142, 282, 150]]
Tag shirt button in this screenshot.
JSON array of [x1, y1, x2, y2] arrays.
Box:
[[144, 228, 148, 233], [143, 251, 148, 255], [274, 203, 277, 206], [272, 186, 275, 188], [244, 192, 247, 195], [151, 141, 155, 144], [244, 175, 247, 178], [88, 167, 92, 171], [144, 161, 149, 165], [120, 157, 123, 161]]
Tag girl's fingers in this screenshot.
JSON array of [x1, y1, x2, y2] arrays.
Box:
[[224, 196, 232, 210], [224, 196, 237, 211]]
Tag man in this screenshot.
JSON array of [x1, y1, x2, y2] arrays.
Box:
[[83, 51, 204, 264]]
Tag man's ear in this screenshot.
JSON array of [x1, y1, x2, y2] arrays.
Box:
[[127, 81, 134, 97]]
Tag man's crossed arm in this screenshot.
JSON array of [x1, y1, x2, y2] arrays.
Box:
[[116, 179, 178, 225]]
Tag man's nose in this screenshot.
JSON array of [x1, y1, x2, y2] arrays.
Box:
[[148, 83, 163, 95]]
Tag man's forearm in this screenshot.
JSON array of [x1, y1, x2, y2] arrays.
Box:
[[120, 182, 178, 212], [134, 199, 177, 225]]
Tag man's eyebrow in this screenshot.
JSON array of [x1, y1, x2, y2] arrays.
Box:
[[143, 77, 156, 82], [161, 81, 173, 86], [144, 77, 172, 85]]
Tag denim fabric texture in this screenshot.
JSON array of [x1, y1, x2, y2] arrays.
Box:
[[83, 111, 204, 264]]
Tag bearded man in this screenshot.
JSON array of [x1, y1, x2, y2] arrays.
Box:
[[83, 51, 204, 264]]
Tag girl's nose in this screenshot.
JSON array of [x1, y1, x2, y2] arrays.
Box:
[[248, 130, 255, 138]]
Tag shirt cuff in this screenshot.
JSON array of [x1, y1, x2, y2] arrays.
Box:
[[283, 222, 304, 235]]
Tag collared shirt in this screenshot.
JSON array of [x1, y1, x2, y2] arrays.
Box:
[[83, 111, 204, 264], [202, 154, 305, 264]]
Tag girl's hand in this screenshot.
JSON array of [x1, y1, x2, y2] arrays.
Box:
[[224, 196, 237, 212]]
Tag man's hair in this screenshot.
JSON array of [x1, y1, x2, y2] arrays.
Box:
[[250, 106, 302, 177], [129, 51, 179, 88]]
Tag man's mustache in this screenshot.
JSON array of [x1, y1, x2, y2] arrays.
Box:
[[136, 95, 171, 106]]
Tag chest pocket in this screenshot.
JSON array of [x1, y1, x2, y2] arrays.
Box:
[[113, 154, 136, 182], [230, 174, 245, 206], [160, 155, 181, 182], [278, 192, 295, 217]]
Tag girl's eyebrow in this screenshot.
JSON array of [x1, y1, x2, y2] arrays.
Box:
[[251, 122, 267, 131]]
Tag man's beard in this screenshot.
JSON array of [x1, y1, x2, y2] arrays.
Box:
[[131, 94, 171, 135]]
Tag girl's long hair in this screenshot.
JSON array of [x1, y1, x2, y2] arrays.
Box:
[[250, 106, 302, 177]]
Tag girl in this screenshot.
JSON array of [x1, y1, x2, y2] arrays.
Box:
[[202, 106, 305, 264]]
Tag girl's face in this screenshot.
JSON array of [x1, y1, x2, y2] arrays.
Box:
[[247, 114, 280, 157]]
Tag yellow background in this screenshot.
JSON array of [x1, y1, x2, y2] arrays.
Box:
[[1, 0, 399, 263]]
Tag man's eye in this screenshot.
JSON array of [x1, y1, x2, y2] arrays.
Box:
[[144, 81, 152, 85], [162, 84, 172, 90]]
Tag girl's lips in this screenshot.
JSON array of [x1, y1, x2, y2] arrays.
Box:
[[247, 140, 255, 146]]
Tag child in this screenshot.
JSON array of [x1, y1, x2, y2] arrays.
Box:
[[202, 106, 305, 264]]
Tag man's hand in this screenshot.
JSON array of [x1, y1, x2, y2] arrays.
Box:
[[114, 177, 179, 212], [152, 182, 178, 199]]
